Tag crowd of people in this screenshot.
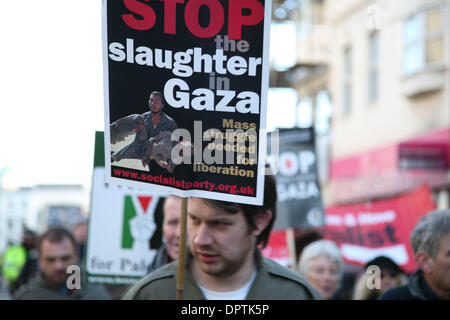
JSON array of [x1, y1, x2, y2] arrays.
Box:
[[1, 175, 449, 300], [0, 215, 111, 300]]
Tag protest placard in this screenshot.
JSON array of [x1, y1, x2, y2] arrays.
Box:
[[268, 128, 325, 230], [103, 0, 271, 205], [86, 132, 166, 284]]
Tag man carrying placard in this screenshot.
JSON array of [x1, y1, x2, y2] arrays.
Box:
[[123, 173, 320, 300]]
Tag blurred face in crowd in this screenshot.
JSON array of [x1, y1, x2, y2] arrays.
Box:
[[22, 232, 36, 251], [379, 268, 401, 294], [163, 196, 182, 261], [421, 234, 450, 299], [39, 237, 78, 287], [72, 222, 87, 245], [187, 198, 270, 285], [306, 255, 340, 299]]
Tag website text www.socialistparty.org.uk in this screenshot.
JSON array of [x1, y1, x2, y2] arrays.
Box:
[[112, 167, 255, 195]]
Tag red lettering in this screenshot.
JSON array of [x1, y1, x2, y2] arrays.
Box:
[[228, 0, 264, 40], [185, 0, 224, 38], [122, 0, 156, 31], [121, 0, 264, 39], [160, 0, 184, 34]]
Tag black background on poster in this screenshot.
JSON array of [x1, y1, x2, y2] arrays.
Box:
[[268, 128, 324, 230]]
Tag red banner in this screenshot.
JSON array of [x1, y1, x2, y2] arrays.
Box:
[[261, 230, 290, 267], [323, 185, 435, 273]]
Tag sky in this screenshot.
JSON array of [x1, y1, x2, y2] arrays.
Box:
[[0, 1, 298, 191]]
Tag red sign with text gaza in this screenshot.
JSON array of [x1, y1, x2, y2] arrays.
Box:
[[323, 185, 435, 273]]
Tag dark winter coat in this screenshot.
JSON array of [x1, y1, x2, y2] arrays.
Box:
[[378, 270, 443, 300], [14, 272, 111, 300], [123, 249, 321, 300]]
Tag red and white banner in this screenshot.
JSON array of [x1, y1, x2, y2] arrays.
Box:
[[261, 230, 290, 267], [323, 185, 435, 273], [262, 185, 436, 273]]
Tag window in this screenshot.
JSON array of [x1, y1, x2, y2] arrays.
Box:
[[342, 46, 352, 113], [298, 0, 325, 36], [426, 10, 443, 63], [368, 31, 379, 103], [403, 9, 443, 75]]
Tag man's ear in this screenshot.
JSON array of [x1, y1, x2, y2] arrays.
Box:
[[416, 251, 434, 274], [252, 210, 273, 237]]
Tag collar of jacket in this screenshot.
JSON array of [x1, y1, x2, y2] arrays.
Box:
[[408, 269, 443, 300], [151, 247, 305, 300], [33, 270, 88, 298], [144, 111, 171, 126]]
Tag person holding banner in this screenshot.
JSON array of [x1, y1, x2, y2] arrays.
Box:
[[379, 209, 450, 300], [111, 91, 178, 172], [123, 174, 321, 300]]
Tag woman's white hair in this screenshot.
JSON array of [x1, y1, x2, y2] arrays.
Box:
[[298, 240, 343, 277]]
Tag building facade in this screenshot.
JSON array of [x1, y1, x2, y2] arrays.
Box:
[[0, 185, 90, 252], [281, 0, 449, 208]]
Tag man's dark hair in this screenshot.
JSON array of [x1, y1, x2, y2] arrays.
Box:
[[151, 91, 165, 106], [202, 171, 277, 248], [37, 227, 78, 254]]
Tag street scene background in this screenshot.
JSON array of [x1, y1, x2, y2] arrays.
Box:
[[0, 0, 449, 301]]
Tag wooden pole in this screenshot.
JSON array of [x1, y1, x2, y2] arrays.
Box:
[[176, 197, 188, 300], [286, 228, 297, 271]]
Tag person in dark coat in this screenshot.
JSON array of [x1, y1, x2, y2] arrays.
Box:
[[10, 229, 39, 293], [69, 215, 88, 264], [14, 228, 110, 300], [379, 209, 450, 300]]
